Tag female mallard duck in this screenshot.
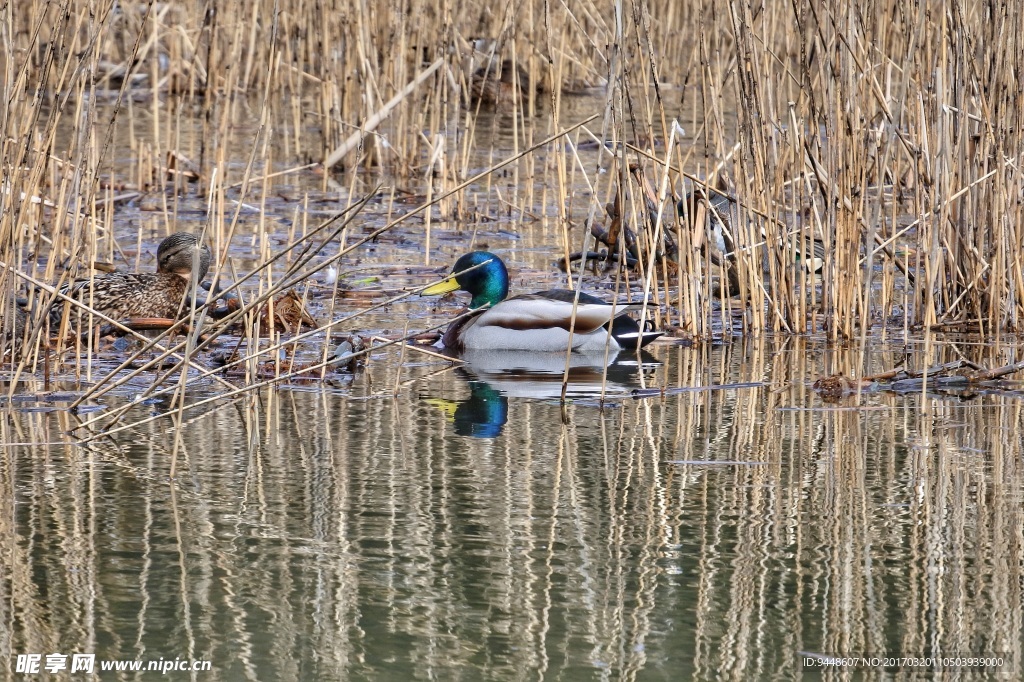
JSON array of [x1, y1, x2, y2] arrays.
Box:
[[52, 232, 212, 325], [423, 251, 662, 353], [1, 302, 30, 355], [469, 59, 534, 106]]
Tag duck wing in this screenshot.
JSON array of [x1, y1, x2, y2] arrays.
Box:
[[56, 273, 192, 321], [476, 291, 638, 333], [529, 290, 662, 349]]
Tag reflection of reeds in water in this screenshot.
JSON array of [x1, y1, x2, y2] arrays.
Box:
[[3, 339, 1022, 677]]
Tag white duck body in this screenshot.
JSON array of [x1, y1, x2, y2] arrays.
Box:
[[447, 292, 639, 352]]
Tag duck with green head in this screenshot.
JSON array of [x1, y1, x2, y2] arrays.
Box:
[[423, 251, 662, 353], [679, 187, 825, 274]]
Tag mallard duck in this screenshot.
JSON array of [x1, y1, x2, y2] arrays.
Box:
[[423, 251, 662, 353], [51, 232, 212, 326], [679, 187, 825, 274], [1, 301, 30, 355], [469, 59, 535, 106], [3, 301, 28, 333]]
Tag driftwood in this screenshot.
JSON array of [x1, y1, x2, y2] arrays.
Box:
[[586, 164, 678, 271], [257, 290, 317, 335], [558, 251, 638, 272], [589, 189, 639, 264], [628, 164, 677, 263], [814, 360, 1024, 400]]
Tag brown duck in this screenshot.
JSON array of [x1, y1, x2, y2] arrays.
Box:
[[53, 232, 212, 325], [469, 59, 535, 106], [1, 302, 30, 356]]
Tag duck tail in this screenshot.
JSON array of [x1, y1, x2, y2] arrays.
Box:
[[607, 315, 663, 350]]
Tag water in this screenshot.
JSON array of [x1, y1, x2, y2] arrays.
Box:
[[3, 338, 1022, 680]]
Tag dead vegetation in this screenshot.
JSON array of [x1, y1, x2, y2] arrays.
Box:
[[1, 0, 1021, 407]]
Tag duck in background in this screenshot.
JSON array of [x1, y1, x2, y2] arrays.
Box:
[[1, 299, 30, 357], [469, 58, 535, 106], [423, 251, 662, 353], [679, 186, 825, 282]]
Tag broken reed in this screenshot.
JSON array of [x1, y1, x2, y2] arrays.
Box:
[[2, 0, 1022, 381]]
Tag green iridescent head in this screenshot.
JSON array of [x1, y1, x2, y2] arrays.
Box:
[[423, 251, 510, 308]]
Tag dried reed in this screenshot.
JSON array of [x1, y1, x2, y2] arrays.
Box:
[[1, 0, 1021, 405]]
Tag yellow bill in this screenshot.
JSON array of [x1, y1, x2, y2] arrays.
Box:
[[421, 397, 459, 419], [422, 278, 460, 296]]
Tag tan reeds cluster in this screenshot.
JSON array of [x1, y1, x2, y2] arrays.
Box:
[[1, 0, 1021, 394]]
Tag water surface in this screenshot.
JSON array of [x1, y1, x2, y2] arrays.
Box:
[[4, 338, 1022, 680]]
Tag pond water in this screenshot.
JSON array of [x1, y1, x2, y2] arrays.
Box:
[[4, 336, 1022, 680]]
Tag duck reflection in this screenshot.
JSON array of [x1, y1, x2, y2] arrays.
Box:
[[424, 349, 659, 438], [425, 380, 507, 438]]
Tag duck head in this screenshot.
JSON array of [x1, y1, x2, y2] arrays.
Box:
[[157, 232, 212, 282], [423, 251, 510, 308]]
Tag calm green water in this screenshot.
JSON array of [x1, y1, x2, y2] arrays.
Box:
[[3, 338, 1022, 680]]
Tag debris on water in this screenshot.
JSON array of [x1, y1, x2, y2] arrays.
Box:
[[207, 286, 241, 318], [409, 331, 442, 345], [165, 150, 201, 184], [661, 326, 697, 346], [329, 334, 367, 371], [332, 341, 353, 359], [323, 265, 338, 285], [814, 359, 1024, 400], [667, 460, 767, 466], [208, 346, 246, 369], [812, 373, 865, 401]]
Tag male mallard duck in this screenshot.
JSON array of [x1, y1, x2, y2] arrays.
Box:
[[52, 232, 212, 325], [423, 251, 662, 353], [679, 187, 825, 274]]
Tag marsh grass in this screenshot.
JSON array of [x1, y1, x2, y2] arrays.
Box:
[[1, 0, 1022, 407]]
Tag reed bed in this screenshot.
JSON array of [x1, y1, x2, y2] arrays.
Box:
[[1, 0, 1022, 401]]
